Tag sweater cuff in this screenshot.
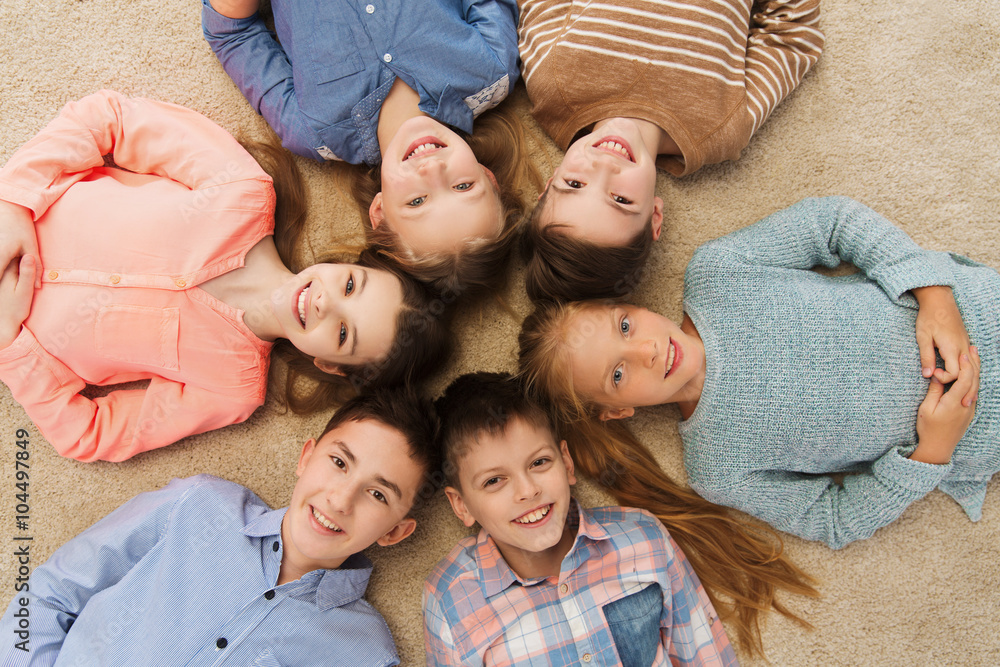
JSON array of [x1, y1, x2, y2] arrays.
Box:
[[874, 446, 951, 495], [876, 250, 957, 305]]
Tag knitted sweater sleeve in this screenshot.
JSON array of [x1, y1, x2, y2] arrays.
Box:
[[696, 195, 957, 299], [691, 453, 951, 549]]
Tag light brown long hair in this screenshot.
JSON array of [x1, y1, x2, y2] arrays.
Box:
[[518, 300, 820, 658], [521, 190, 658, 303], [350, 99, 540, 299], [240, 139, 451, 414]]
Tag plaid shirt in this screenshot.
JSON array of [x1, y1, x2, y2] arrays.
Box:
[[423, 502, 737, 666]]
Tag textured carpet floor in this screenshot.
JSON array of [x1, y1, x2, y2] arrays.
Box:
[[1, 0, 998, 664]]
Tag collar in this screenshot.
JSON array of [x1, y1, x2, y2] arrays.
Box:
[[474, 499, 613, 598], [244, 508, 374, 611]]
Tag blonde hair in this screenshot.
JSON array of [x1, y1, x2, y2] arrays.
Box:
[[518, 300, 820, 658], [350, 99, 539, 299]]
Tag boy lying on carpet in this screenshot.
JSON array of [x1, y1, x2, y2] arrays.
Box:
[[0, 387, 437, 666]]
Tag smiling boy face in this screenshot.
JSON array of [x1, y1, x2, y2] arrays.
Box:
[[279, 418, 424, 583], [445, 417, 578, 580]]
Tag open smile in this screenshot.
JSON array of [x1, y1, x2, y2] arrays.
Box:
[[513, 503, 552, 526], [664, 340, 680, 378], [295, 282, 312, 328], [311, 506, 343, 534], [404, 136, 447, 161], [593, 135, 635, 162]]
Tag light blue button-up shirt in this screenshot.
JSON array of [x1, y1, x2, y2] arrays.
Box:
[[0, 475, 398, 666], [202, 0, 519, 164]]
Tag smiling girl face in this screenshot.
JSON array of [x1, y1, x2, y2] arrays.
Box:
[[371, 116, 502, 256], [562, 303, 706, 418]]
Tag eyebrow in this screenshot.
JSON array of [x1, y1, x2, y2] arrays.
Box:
[[335, 442, 403, 501], [349, 271, 367, 357], [601, 309, 618, 394]]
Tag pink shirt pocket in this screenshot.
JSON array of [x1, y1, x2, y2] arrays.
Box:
[[95, 305, 180, 371]]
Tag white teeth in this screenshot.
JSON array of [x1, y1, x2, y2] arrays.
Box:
[[515, 505, 551, 525], [406, 142, 442, 159], [297, 286, 309, 327], [312, 507, 342, 532], [665, 343, 675, 377], [597, 141, 631, 160]]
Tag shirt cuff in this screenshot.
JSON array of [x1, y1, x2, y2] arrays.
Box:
[[201, 0, 260, 36]]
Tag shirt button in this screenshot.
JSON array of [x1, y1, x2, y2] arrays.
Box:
[[365, 3, 374, 12], [264, 590, 275, 600], [272, 541, 280, 552], [175, 278, 186, 288], [383, 53, 392, 63], [582, 654, 592, 662], [216, 638, 228, 649], [109, 274, 121, 284], [47, 270, 58, 280], [559, 583, 569, 594]]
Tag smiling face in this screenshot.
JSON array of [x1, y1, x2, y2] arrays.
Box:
[[372, 116, 502, 256], [280, 418, 424, 582], [445, 417, 578, 580], [563, 304, 706, 418], [540, 118, 663, 247], [271, 263, 404, 373]]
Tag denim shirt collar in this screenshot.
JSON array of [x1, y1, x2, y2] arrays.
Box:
[[474, 499, 613, 598], [244, 508, 374, 611]]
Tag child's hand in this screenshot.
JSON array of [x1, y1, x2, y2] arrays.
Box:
[[0, 201, 40, 289], [0, 254, 36, 348], [911, 347, 979, 465], [913, 285, 974, 398]]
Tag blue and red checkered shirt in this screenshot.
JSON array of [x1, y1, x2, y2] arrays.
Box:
[[423, 501, 738, 666]]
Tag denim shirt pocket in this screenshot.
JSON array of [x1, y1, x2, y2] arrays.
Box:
[[95, 305, 180, 371], [308, 18, 365, 85], [602, 583, 662, 667]]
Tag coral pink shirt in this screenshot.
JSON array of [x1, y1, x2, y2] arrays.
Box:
[[0, 91, 275, 462]]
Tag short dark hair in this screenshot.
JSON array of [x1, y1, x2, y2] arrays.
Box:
[[320, 386, 441, 510], [434, 372, 555, 488]]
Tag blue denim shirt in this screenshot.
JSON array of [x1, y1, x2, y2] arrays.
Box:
[[0, 476, 399, 666], [202, 0, 519, 164]]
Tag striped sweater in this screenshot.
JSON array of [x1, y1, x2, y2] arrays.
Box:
[[517, 0, 825, 176]]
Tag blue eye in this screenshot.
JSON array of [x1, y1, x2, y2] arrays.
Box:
[[454, 182, 472, 191], [620, 316, 631, 335], [407, 196, 426, 206], [339, 324, 347, 345], [613, 367, 623, 387], [345, 276, 354, 295]]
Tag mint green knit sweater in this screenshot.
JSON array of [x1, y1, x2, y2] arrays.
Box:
[[679, 197, 999, 549]]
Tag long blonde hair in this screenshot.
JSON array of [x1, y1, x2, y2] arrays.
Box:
[[349, 99, 540, 299], [518, 300, 820, 658]]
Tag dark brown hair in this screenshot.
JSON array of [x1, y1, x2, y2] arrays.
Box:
[[522, 189, 656, 303], [518, 300, 820, 658], [435, 372, 553, 488], [351, 100, 539, 300], [240, 139, 452, 414], [321, 386, 441, 491]]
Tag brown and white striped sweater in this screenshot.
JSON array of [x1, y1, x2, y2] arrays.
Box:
[[518, 0, 824, 176]]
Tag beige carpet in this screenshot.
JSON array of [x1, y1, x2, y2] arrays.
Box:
[[1, 0, 998, 664]]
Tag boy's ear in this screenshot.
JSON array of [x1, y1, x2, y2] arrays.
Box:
[[558, 440, 577, 486], [314, 357, 347, 376], [599, 407, 635, 421], [444, 486, 477, 528], [368, 192, 385, 230], [651, 196, 664, 241], [295, 439, 317, 477], [376, 517, 417, 547]]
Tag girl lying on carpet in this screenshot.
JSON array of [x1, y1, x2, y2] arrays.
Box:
[[517, 0, 826, 303], [0, 90, 447, 462], [519, 196, 996, 549], [203, 0, 531, 298]]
